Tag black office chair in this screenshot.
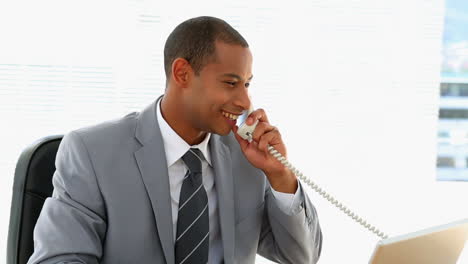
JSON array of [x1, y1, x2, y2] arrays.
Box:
[[7, 135, 63, 264]]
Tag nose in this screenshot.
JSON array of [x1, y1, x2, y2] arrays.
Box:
[[233, 87, 251, 112]]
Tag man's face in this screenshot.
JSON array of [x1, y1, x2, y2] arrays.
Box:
[[185, 40, 253, 136]]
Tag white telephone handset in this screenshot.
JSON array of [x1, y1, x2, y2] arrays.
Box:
[[236, 105, 258, 143], [236, 106, 389, 240]]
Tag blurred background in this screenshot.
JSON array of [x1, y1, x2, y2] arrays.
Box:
[[0, 0, 467, 263]]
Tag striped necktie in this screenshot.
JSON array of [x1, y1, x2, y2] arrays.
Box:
[[175, 148, 209, 264]]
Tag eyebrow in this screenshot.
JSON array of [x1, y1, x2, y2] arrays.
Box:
[[221, 73, 253, 81]]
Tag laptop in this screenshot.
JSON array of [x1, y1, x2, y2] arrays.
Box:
[[369, 219, 468, 264]]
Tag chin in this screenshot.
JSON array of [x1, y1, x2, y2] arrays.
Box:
[[212, 126, 232, 136], [218, 130, 232, 136]]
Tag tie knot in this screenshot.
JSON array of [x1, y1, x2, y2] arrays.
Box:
[[181, 148, 203, 173]]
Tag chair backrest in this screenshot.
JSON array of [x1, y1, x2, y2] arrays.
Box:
[[7, 135, 63, 264]]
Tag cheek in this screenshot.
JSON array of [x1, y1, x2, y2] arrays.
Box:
[[200, 83, 228, 107]]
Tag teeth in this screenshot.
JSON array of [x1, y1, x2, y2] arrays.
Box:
[[222, 111, 238, 120]]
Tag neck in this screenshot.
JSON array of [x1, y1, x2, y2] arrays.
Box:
[[160, 93, 207, 146]]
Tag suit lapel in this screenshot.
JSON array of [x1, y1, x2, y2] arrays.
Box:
[[210, 135, 235, 264], [134, 97, 175, 264]]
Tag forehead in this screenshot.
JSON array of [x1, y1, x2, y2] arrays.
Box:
[[203, 40, 253, 79]]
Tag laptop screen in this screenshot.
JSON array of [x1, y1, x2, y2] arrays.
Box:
[[369, 219, 468, 264]]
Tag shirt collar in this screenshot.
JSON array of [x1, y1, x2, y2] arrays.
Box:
[[156, 96, 212, 167]]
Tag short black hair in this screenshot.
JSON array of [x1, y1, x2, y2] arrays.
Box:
[[163, 16, 249, 83]]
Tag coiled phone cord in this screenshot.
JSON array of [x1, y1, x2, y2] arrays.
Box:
[[267, 144, 389, 240]]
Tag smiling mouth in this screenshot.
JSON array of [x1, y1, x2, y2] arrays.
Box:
[[221, 110, 240, 121]]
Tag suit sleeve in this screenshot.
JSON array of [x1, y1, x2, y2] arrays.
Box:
[[257, 181, 322, 264], [269, 182, 303, 215], [27, 131, 107, 264]]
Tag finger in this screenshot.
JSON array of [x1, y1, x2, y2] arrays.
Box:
[[247, 108, 270, 125], [251, 122, 276, 143], [258, 127, 281, 153]]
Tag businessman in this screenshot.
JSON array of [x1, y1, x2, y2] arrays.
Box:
[[28, 16, 322, 264]]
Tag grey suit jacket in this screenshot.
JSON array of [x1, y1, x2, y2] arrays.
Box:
[[28, 98, 322, 264]]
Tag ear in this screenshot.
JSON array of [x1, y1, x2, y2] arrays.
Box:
[[171, 58, 192, 88]]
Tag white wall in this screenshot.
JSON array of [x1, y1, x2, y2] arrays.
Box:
[[1, 0, 466, 263]]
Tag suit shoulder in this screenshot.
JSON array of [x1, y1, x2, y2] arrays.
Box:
[[71, 111, 140, 147]]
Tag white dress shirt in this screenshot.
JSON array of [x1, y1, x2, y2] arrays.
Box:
[[156, 98, 302, 263]]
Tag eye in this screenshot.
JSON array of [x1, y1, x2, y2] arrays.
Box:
[[245, 83, 250, 88], [224, 81, 236, 87]]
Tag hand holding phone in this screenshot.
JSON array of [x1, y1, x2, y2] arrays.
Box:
[[233, 106, 298, 193], [233, 104, 388, 239]]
